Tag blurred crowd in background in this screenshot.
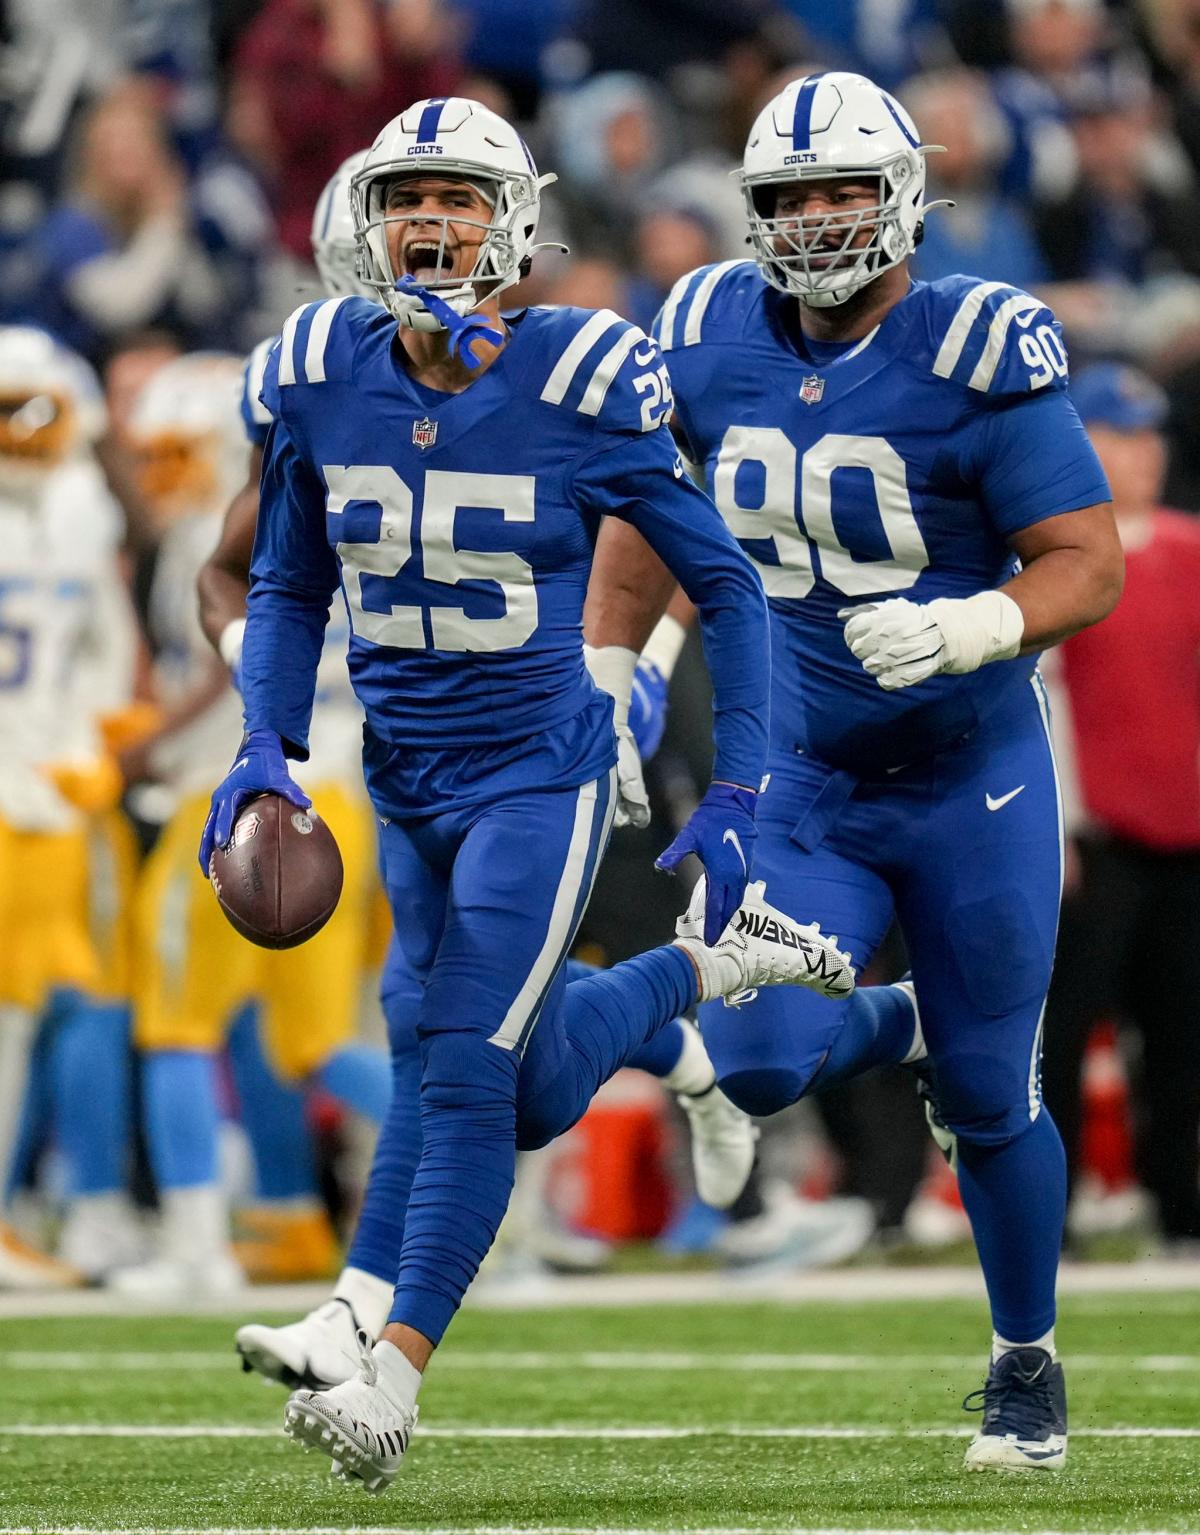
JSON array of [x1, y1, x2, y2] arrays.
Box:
[[2, 0, 1199, 1292]]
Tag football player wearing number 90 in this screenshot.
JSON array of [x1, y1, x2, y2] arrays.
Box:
[[650, 72, 1123, 1471], [198, 96, 855, 1494]]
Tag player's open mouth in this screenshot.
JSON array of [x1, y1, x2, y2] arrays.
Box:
[[403, 243, 456, 282]]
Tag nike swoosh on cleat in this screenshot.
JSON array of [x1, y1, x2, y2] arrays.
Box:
[[985, 786, 1025, 811], [723, 828, 747, 875], [1014, 1447, 1062, 1461]]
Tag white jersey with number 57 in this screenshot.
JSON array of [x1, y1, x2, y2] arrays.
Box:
[[654, 265, 1111, 773]]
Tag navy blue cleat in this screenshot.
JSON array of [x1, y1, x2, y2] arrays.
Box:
[[963, 1346, 1067, 1470]]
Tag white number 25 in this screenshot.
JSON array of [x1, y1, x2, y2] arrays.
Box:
[[326, 465, 538, 654]]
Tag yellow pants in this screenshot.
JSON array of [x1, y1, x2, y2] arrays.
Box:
[[0, 820, 102, 1008], [133, 784, 377, 1080], [87, 810, 141, 1001]]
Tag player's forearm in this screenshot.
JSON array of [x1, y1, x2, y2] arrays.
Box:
[[198, 471, 262, 654], [240, 584, 329, 760], [584, 519, 677, 652], [683, 562, 770, 791]]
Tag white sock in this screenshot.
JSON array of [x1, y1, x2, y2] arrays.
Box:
[[993, 1327, 1056, 1362], [671, 939, 741, 1004], [373, 1338, 424, 1412], [661, 1019, 717, 1096], [333, 1265, 395, 1338], [161, 1184, 230, 1267]]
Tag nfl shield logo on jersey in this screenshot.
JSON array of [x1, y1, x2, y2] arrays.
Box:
[[800, 375, 825, 405], [412, 416, 438, 449]]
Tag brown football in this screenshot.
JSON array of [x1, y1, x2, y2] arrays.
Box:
[[208, 793, 343, 950]]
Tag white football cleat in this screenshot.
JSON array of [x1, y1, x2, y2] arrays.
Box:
[[715, 1180, 875, 1270], [673, 877, 855, 1004], [237, 1297, 364, 1390], [678, 1081, 759, 1210], [107, 1252, 243, 1299], [284, 1331, 417, 1495]]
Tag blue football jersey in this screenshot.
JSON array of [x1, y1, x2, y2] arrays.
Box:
[[655, 263, 1111, 773], [241, 297, 768, 799]]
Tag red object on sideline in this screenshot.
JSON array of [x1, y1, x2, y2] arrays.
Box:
[[1060, 509, 1200, 850]]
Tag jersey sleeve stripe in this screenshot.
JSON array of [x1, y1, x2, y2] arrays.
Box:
[[303, 296, 351, 384], [244, 338, 274, 425], [930, 280, 1010, 381], [967, 294, 1043, 392], [656, 270, 700, 351], [540, 309, 626, 405], [576, 327, 644, 417], [278, 306, 303, 387], [681, 260, 746, 347]]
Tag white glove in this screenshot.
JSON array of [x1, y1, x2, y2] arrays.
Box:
[[584, 644, 651, 829], [840, 591, 1024, 692]]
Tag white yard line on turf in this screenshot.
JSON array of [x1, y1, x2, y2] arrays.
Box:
[[4, 1349, 1200, 1373], [2, 1261, 1199, 1317], [0, 1424, 1196, 1439]]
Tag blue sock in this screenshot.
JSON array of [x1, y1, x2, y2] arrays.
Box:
[[390, 946, 696, 1342], [807, 981, 918, 1091], [52, 996, 131, 1196], [956, 1109, 1066, 1341], [517, 948, 697, 1153], [344, 1029, 423, 1285], [226, 1005, 319, 1202], [627, 1016, 686, 1078], [315, 1044, 391, 1125], [142, 1050, 220, 1188], [565, 955, 685, 1079]]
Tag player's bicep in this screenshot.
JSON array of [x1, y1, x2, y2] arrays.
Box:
[[251, 420, 338, 603], [972, 391, 1112, 539]]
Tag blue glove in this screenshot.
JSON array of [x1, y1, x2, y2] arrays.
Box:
[[655, 781, 758, 945], [628, 659, 669, 761], [198, 728, 310, 874]]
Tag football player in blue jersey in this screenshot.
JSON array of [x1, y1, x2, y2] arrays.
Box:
[[198, 97, 854, 1493], [641, 72, 1123, 1470], [202, 150, 768, 1397]]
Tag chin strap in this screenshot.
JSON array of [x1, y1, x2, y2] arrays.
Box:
[[394, 276, 504, 368]]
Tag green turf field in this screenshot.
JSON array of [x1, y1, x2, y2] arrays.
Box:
[[2, 1292, 1198, 1533]]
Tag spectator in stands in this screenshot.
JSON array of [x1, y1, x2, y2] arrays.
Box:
[[904, 68, 1050, 288], [1040, 363, 1200, 1252], [22, 83, 226, 364], [226, 0, 459, 262], [988, 0, 1115, 202], [1034, 55, 1200, 284]]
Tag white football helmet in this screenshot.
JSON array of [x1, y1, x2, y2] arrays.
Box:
[[741, 71, 944, 308], [0, 326, 105, 490], [311, 150, 374, 300], [127, 353, 246, 523], [350, 96, 559, 332]]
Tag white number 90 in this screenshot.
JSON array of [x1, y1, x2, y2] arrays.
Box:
[[1019, 325, 1068, 390]]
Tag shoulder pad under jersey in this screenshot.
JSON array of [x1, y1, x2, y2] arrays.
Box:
[[266, 296, 383, 412], [920, 274, 1071, 400], [652, 260, 761, 353], [533, 306, 674, 435]]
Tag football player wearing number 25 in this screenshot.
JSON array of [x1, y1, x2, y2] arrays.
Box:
[[645, 72, 1123, 1471], [199, 97, 854, 1494]]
